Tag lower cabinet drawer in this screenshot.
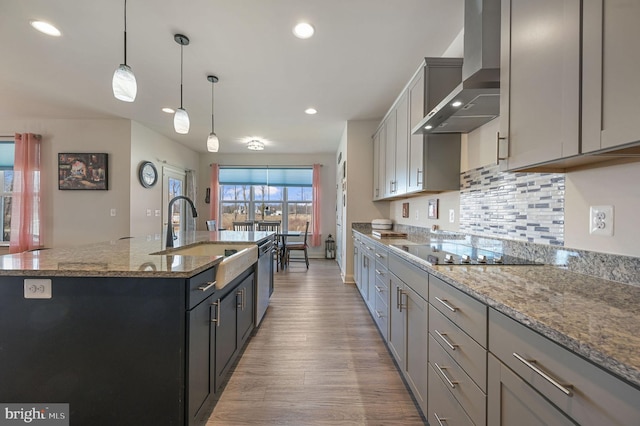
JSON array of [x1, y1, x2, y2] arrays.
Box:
[[428, 363, 475, 426], [373, 291, 388, 341], [430, 304, 487, 392], [489, 308, 640, 425], [429, 334, 486, 426]]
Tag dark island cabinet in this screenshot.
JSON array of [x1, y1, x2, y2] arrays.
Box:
[[0, 262, 258, 426]]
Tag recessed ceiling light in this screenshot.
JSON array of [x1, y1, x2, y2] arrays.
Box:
[[424, 125, 433, 130], [30, 20, 61, 37], [451, 101, 463, 107], [293, 22, 314, 39], [305, 108, 317, 115], [162, 107, 175, 114]]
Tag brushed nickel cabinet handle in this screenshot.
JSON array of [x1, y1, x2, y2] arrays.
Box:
[[433, 412, 447, 426], [396, 286, 401, 310], [375, 253, 383, 258], [497, 131, 508, 164], [512, 352, 573, 396], [375, 269, 384, 276], [375, 310, 383, 319], [417, 169, 423, 186], [399, 291, 406, 312], [211, 299, 221, 327], [237, 289, 243, 309], [374, 285, 383, 293], [434, 363, 458, 389], [435, 296, 457, 312], [198, 281, 216, 292], [434, 329, 457, 351]]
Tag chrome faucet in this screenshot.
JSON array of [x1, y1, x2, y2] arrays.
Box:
[[166, 196, 198, 248]]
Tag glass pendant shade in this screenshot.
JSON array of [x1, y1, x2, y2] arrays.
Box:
[[174, 108, 190, 134], [112, 64, 137, 102], [207, 132, 219, 152]]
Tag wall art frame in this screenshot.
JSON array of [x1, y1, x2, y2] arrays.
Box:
[[58, 153, 108, 190]]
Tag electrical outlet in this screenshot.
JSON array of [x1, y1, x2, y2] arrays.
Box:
[[155, 210, 161, 217], [110, 208, 117, 217], [24, 279, 52, 299], [589, 205, 614, 236], [414, 209, 419, 220], [449, 209, 455, 223], [146, 209, 152, 217]]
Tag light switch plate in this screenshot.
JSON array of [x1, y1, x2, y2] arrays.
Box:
[[449, 209, 455, 223], [589, 205, 614, 236]]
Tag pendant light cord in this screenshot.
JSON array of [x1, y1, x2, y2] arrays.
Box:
[[211, 82, 215, 131], [180, 43, 184, 109], [123, 0, 128, 65]]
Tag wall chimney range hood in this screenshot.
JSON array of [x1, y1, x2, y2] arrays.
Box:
[[413, 0, 501, 135]]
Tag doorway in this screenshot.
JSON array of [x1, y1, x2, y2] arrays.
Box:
[[162, 167, 186, 242]]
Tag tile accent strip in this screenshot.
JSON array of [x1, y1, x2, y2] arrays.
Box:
[[459, 164, 565, 245]]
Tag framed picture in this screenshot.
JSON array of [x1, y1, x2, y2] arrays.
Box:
[[428, 198, 439, 219], [58, 153, 108, 190], [402, 202, 409, 218]]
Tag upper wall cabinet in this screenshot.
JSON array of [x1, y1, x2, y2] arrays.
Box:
[[500, 0, 640, 172], [582, 0, 640, 155], [498, 0, 581, 171], [374, 58, 462, 201]]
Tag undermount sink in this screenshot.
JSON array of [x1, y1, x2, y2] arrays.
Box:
[[160, 243, 257, 289]]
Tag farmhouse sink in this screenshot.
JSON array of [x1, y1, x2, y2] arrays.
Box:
[[159, 243, 257, 289]]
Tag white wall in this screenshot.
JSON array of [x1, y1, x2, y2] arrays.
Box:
[[197, 152, 336, 258], [0, 118, 132, 247], [130, 122, 200, 238]]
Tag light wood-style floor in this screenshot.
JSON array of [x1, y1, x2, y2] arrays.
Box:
[[207, 259, 426, 425]]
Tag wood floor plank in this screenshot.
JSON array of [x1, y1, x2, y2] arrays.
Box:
[[207, 259, 426, 425]]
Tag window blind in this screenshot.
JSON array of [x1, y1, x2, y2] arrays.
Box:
[[0, 142, 15, 170], [219, 167, 312, 186]]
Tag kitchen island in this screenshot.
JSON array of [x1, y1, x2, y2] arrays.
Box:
[[0, 231, 274, 426]]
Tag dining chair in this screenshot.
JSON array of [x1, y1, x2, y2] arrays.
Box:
[[232, 221, 255, 231], [256, 221, 282, 271], [206, 220, 217, 231], [285, 221, 310, 269]]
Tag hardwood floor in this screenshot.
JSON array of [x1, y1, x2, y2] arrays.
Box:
[[207, 259, 426, 425]]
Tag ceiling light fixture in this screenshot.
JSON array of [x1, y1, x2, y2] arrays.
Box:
[[452, 101, 463, 107], [173, 34, 190, 134], [162, 107, 175, 113], [247, 140, 265, 151], [305, 108, 317, 115], [30, 20, 61, 37], [207, 75, 220, 152], [293, 22, 315, 39], [112, 0, 137, 102]]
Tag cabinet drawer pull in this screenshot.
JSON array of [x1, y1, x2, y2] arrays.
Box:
[[434, 329, 457, 351], [399, 291, 406, 312], [375, 269, 384, 276], [433, 412, 447, 426], [497, 131, 508, 164], [374, 285, 383, 293], [198, 281, 217, 292], [417, 169, 423, 186], [434, 363, 458, 389], [375, 310, 383, 319], [375, 252, 383, 259], [435, 296, 457, 312], [211, 299, 221, 327], [512, 352, 573, 396]]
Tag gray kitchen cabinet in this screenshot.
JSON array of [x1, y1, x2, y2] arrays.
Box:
[[384, 110, 397, 198], [352, 233, 361, 287], [499, 0, 581, 171], [388, 273, 406, 366], [408, 58, 463, 194], [489, 308, 640, 425], [428, 363, 476, 426], [236, 272, 254, 349], [360, 242, 375, 309], [404, 284, 428, 414], [187, 292, 216, 422], [487, 354, 576, 426], [393, 92, 409, 196], [372, 128, 383, 200], [582, 0, 640, 154]]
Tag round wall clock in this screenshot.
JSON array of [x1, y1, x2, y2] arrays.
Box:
[[138, 161, 158, 188]]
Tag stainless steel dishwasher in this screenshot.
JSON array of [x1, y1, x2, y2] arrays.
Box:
[[255, 237, 273, 326]]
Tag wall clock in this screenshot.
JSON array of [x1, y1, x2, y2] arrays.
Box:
[[138, 161, 158, 188]]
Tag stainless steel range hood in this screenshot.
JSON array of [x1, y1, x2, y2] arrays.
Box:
[[412, 0, 501, 135]]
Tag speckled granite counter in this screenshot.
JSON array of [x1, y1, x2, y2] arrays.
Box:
[[354, 230, 640, 389], [0, 230, 273, 278]]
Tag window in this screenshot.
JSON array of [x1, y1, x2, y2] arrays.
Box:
[[0, 141, 15, 244], [218, 167, 313, 231]]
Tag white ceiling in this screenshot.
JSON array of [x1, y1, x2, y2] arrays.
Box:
[[0, 0, 464, 154]]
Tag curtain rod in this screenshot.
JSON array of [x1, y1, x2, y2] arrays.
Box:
[[209, 164, 323, 168], [155, 158, 194, 172], [0, 134, 42, 140]]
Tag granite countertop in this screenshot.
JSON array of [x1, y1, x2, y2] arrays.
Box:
[[0, 230, 273, 278], [354, 230, 640, 389]]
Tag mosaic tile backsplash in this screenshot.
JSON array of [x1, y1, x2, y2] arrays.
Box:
[[460, 164, 565, 245]]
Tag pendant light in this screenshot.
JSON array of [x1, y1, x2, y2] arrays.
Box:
[[112, 0, 137, 102], [207, 75, 219, 152], [173, 34, 190, 134]]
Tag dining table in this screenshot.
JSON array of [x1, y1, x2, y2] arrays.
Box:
[[275, 231, 302, 269]]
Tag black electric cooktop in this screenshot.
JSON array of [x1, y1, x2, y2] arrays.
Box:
[[390, 242, 541, 266]]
